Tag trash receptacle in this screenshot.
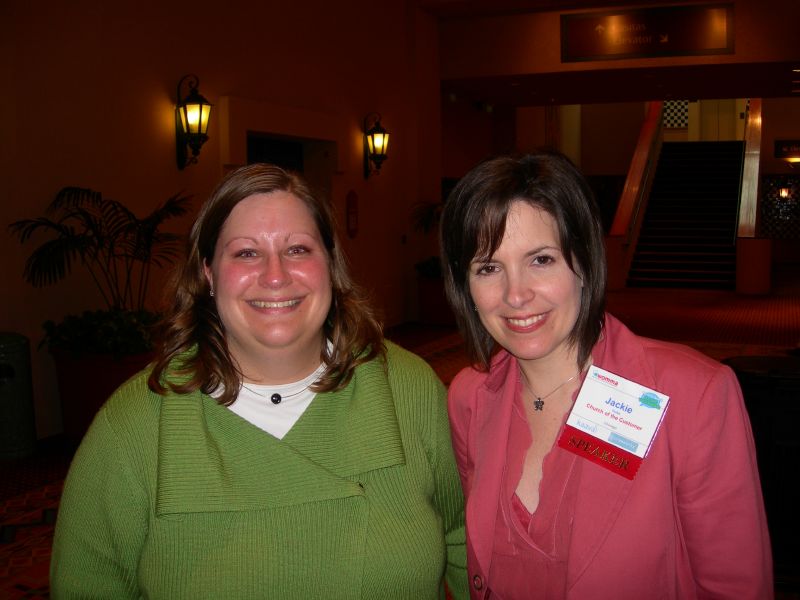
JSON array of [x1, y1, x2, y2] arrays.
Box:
[[0, 332, 36, 458]]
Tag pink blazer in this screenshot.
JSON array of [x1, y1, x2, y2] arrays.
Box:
[[448, 314, 772, 599]]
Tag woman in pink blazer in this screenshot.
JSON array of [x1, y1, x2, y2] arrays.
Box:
[[439, 151, 772, 599]]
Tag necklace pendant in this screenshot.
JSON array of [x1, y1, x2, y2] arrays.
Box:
[[533, 398, 544, 411]]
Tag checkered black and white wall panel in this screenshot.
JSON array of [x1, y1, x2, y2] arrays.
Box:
[[663, 100, 689, 129]]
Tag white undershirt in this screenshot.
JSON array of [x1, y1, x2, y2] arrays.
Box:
[[226, 362, 327, 440]]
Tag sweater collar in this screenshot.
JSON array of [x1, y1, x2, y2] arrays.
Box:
[[155, 353, 404, 516]]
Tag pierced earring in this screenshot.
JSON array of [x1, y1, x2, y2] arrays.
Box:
[[473, 304, 478, 312], [209, 287, 215, 297]]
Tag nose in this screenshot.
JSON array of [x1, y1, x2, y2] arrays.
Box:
[[258, 254, 292, 289], [503, 268, 534, 308]]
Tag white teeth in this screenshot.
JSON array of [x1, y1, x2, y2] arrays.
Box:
[[250, 299, 300, 309], [508, 314, 543, 327]]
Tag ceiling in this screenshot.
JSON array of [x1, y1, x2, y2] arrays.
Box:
[[420, 0, 659, 19], [420, 0, 800, 106]]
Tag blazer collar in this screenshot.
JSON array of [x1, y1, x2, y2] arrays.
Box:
[[468, 315, 656, 582], [468, 350, 520, 574], [155, 356, 404, 516], [594, 313, 657, 389], [566, 313, 654, 582]]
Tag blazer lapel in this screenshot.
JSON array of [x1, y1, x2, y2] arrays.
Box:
[[468, 352, 520, 577], [568, 315, 658, 583]]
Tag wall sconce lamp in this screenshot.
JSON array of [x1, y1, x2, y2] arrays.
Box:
[[176, 74, 212, 170], [363, 113, 390, 179]]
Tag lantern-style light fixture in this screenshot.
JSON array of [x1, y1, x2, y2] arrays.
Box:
[[363, 113, 390, 179], [176, 74, 212, 170]]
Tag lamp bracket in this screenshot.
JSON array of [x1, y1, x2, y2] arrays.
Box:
[[176, 74, 211, 170]]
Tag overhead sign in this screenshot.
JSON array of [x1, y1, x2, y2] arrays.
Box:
[[561, 4, 734, 62], [775, 140, 800, 159]]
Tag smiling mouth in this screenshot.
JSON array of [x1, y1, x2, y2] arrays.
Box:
[[249, 299, 301, 309], [507, 314, 545, 328]]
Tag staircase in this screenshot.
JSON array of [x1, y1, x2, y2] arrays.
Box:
[[627, 141, 743, 289]]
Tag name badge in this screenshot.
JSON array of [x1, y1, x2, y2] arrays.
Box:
[[557, 365, 669, 479]]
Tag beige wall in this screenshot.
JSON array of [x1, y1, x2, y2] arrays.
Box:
[[1, 0, 442, 438]]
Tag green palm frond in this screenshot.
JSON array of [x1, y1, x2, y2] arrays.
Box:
[[49, 187, 103, 211], [9, 186, 192, 313]]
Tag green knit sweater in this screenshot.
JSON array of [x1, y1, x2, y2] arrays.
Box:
[[50, 341, 468, 599]]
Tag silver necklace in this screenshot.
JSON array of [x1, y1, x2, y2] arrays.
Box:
[[521, 370, 580, 411], [241, 363, 325, 405], [242, 385, 312, 405]]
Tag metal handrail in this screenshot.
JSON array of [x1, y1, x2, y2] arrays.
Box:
[[738, 98, 762, 238]]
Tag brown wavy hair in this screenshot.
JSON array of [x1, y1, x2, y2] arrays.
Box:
[[440, 151, 606, 371], [148, 164, 385, 405]]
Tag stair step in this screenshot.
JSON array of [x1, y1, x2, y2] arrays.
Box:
[[631, 258, 735, 269], [627, 277, 735, 290], [643, 226, 735, 233], [637, 236, 736, 248], [629, 266, 735, 277], [633, 252, 735, 261], [627, 140, 742, 290], [641, 226, 734, 235]]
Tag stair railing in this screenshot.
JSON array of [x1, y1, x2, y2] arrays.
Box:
[[606, 101, 664, 290], [735, 98, 772, 294], [737, 98, 762, 239]]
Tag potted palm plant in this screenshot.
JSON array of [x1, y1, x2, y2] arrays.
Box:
[[9, 186, 191, 439]]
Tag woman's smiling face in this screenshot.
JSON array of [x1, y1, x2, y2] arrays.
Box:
[[468, 200, 583, 366], [204, 191, 332, 379]]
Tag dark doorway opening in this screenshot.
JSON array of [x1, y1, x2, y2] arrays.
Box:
[[247, 134, 304, 172]]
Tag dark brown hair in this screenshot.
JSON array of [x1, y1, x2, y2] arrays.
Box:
[[440, 151, 606, 370], [148, 163, 385, 405]]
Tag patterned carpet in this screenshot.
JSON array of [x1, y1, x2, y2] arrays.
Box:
[[0, 483, 60, 599], [607, 285, 800, 348]]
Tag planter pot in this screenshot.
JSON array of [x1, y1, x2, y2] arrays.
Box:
[[52, 350, 152, 442]]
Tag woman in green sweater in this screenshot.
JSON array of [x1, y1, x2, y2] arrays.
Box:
[[50, 164, 468, 599]]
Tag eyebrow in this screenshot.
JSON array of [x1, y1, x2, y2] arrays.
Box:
[[222, 231, 320, 248], [471, 244, 559, 263]]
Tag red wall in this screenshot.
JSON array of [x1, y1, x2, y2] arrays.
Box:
[[1, 0, 443, 437]]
